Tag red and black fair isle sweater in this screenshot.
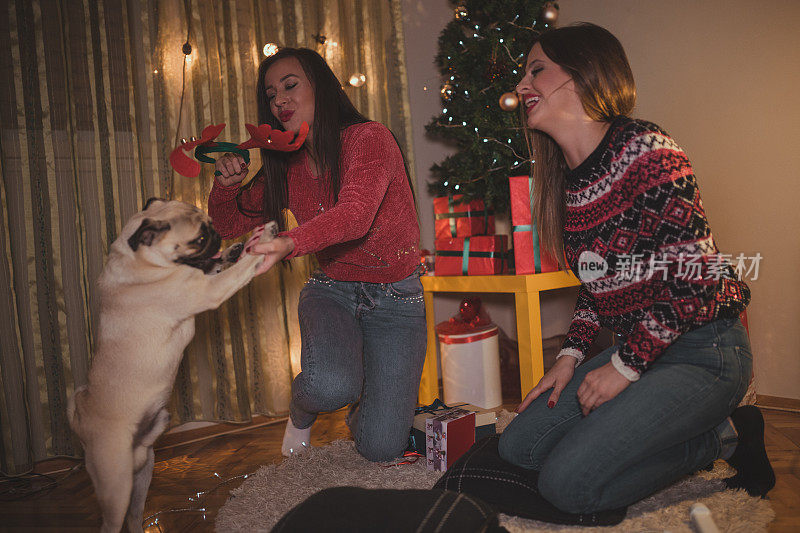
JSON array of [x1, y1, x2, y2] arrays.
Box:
[[558, 116, 750, 381], [208, 121, 420, 283]]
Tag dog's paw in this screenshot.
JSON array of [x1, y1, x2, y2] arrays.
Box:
[[222, 242, 244, 263], [258, 221, 279, 244]]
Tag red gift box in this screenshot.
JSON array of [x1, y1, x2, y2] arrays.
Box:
[[434, 236, 507, 276], [426, 408, 476, 472], [509, 176, 559, 275], [433, 194, 495, 240]]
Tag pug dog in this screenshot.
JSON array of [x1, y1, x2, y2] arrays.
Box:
[[67, 198, 275, 533]]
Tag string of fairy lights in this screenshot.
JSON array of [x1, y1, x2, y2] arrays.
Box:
[[142, 471, 254, 530], [140, 446, 425, 530]]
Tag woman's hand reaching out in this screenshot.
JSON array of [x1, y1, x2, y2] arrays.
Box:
[[516, 355, 577, 413], [243, 226, 295, 276], [215, 153, 249, 187]]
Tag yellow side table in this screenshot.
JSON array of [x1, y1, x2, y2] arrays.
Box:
[[419, 271, 581, 404]]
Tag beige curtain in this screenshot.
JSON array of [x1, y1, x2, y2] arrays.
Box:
[[0, 0, 414, 474]]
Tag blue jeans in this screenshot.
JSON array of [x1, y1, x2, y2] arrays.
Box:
[[290, 268, 427, 462], [498, 317, 752, 513]]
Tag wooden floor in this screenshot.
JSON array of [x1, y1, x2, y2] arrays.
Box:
[[1, 407, 798, 532]]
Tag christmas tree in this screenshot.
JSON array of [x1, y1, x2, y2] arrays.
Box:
[[426, 0, 556, 213]]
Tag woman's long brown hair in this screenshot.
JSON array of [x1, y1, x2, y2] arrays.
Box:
[[525, 23, 636, 268], [236, 48, 369, 231]]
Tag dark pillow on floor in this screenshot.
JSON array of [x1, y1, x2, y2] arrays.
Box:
[[434, 435, 627, 526], [271, 486, 508, 533]]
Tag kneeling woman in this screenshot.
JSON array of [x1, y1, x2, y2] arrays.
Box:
[[208, 48, 426, 462], [499, 23, 774, 513]]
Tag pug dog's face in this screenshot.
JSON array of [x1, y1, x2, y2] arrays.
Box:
[[123, 198, 229, 273]]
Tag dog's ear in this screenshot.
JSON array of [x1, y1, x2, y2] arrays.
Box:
[[143, 197, 166, 211], [127, 218, 171, 251]]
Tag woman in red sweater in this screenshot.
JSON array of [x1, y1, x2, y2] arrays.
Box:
[[208, 48, 425, 462]]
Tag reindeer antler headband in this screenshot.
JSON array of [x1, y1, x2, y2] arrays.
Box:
[[169, 122, 310, 178]]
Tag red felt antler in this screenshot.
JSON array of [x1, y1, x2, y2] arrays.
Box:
[[169, 123, 227, 178], [237, 122, 309, 152], [169, 121, 309, 178]]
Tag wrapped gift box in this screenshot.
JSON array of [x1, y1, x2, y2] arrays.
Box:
[[410, 402, 497, 456], [434, 235, 508, 276], [509, 175, 559, 275], [426, 408, 476, 471], [433, 194, 495, 240]]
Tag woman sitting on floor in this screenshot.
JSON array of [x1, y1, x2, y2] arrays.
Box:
[[497, 22, 774, 514]]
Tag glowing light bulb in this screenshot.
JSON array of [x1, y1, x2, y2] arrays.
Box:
[[348, 73, 366, 87], [263, 43, 279, 57]]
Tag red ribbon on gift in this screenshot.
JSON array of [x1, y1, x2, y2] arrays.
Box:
[[380, 451, 423, 468], [438, 328, 498, 344]]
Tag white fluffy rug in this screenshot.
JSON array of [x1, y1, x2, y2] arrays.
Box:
[[216, 412, 774, 532]]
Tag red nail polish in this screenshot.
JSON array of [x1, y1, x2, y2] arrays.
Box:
[[547, 401, 555, 409]]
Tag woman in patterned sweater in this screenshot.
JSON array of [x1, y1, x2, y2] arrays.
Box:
[[498, 23, 774, 512]]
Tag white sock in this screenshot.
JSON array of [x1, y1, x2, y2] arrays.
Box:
[[282, 418, 312, 457]]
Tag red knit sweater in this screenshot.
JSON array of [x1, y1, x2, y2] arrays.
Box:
[[208, 122, 420, 283]]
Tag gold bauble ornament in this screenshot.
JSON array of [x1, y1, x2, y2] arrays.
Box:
[[454, 5, 468, 20], [499, 92, 519, 111], [541, 1, 559, 24], [440, 83, 455, 101]]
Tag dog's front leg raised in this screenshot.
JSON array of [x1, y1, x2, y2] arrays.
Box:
[[184, 222, 278, 315], [183, 252, 263, 315]]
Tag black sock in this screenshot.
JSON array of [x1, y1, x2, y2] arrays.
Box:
[[723, 405, 775, 498]]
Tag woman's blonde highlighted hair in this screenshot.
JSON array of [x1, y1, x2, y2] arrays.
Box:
[[524, 23, 636, 268]]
